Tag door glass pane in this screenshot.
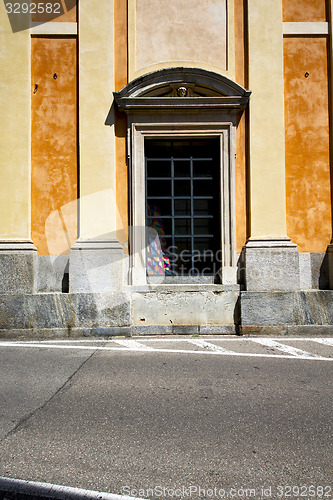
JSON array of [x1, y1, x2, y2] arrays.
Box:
[[147, 199, 172, 215], [193, 180, 212, 197], [147, 179, 171, 197], [193, 237, 214, 251], [193, 160, 214, 177], [175, 218, 192, 235], [145, 140, 172, 158], [191, 140, 218, 158], [174, 160, 190, 178], [174, 237, 192, 253], [174, 180, 191, 196], [172, 141, 191, 158], [147, 160, 171, 178], [145, 138, 221, 280], [194, 218, 214, 235], [174, 199, 191, 215], [147, 217, 172, 236], [193, 199, 213, 215]]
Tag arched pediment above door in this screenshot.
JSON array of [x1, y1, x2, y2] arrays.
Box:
[[114, 67, 251, 112]]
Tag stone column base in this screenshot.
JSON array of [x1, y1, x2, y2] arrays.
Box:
[[244, 237, 299, 291], [0, 240, 37, 293], [69, 239, 124, 293]]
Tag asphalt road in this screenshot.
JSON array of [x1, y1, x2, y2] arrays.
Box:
[[0, 337, 332, 499]]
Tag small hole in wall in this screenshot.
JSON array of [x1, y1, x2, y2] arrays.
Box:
[[140, 318, 146, 322], [305, 72, 309, 78]]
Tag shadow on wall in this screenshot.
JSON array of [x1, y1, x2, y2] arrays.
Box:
[[233, 295, 241, 334], [319, 252, 329, 289]]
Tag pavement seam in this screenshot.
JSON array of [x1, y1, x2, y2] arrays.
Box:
[[1, 347, 100, 442]]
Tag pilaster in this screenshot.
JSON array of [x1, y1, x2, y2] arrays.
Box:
[[70, 0, 123, 292], [245, 0, 299, 291], [0, 9, 36, 293]]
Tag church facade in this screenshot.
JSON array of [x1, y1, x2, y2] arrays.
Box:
[[1, 0, 333, 335]]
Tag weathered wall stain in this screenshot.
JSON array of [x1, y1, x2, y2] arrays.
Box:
[[284, 36, 332, 252], [31, 37, 77, 255]]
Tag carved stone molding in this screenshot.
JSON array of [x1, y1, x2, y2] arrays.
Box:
[[114, 67, 251, 112]]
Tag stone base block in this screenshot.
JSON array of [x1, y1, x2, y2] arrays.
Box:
[[240, 325, 333, 335], [0, 292, 131, 334], [132, 290, 239, 326], [70, 239, 124, 293], [0, 241, 37, 293], [241, 290, 333, 333], [244, 238, 299, 291]]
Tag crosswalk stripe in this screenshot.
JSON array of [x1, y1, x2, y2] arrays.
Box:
[[250, 338, 320, 358], [0, 341, 331, 360], [186, 339, 234, 353], [310, 338, 333, 346], [112, 339, 154, 350]]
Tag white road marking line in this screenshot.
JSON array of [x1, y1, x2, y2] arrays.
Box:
[[112, 339, 154, 350], [0, 476, 146, 500], [27, 336, 333, 344], [40, 339, 110, 343], [310, 338, 333, 346], [138, 336, 333, 342], [186, 338, 234, 353], [0, 342, 331, 360], [251, 338, 320, 358]]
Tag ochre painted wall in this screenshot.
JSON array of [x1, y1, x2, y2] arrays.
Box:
[[0, 10, 30, 239], [234, 0, 247, 252], [31, 36, 77, 255], [284, 36, 331, 252], [283, 0, 327, 22]]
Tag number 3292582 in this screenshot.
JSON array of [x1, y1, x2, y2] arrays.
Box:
[[276, 485, 332, 497], [5, 3, 62, 14]]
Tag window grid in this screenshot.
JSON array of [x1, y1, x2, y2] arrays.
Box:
[[145, 140, 220, 276]]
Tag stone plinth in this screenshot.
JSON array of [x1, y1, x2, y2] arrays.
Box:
[[244, 238, 299, 291], [0, 241, 37, 294], [70, 239, 124, 293]]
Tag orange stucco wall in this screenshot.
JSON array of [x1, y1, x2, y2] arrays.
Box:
[[234, 0, 248, 252], [115, 0, 129, 236], [284, 36, 331, 253], [283, 0, 327, 22], [31, 36, 77, 255]]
